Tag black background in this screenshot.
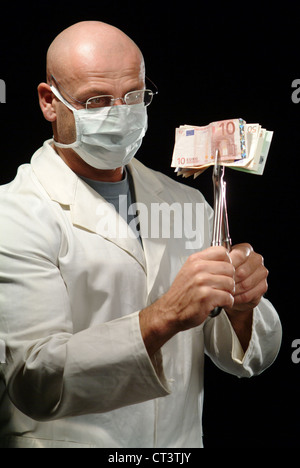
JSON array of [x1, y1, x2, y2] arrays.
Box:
[[0, 1, 299, 448]]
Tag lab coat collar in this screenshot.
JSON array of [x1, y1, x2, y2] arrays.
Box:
[[31, 140, 146, 269]]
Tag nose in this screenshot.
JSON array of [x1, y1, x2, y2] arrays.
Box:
[[112, 97, 125, 106]]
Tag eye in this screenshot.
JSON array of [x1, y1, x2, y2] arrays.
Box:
[[86, 95, 113, 108]]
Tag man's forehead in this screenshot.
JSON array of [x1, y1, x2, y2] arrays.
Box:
[[53, 45, 144, 91], [69, 73, 145, 100], [61, 61, 145, 96], [47, 22, 144, 88]]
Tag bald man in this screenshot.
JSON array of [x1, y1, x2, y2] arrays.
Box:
[[0, 21, 281, 448]]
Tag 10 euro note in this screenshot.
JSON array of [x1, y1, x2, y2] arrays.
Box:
[[171, 118, 273, 177], [172, 118, 247, 169]]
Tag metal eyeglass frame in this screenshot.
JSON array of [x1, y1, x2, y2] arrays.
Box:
[[50, 74, 158, 109]]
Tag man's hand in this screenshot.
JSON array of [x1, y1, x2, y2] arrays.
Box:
[[140, 243, 269, 357], [224, 243, 269, 351], [225, 243, 269, 314], [161, 246, 235, 330], [140, 246, 235, 356]]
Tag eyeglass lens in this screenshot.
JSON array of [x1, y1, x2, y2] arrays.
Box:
[[86, 90, 153, 109]]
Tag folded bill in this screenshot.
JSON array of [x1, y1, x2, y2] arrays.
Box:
[[171, 118, 273, 177]]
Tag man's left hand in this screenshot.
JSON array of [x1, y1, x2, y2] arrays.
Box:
[[225, 243, 269, 314]]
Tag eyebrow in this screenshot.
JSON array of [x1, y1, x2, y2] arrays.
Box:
[[77, 84, 145, 101]]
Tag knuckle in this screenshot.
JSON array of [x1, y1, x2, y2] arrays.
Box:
[[189, 260, 200, 275], [187, 252, 199, 264], [262, 278, 269, 294], [235, 266, 246, 282], [240, 276, 251, 291], [198, 286, 212, 306], [258, 264, 269, 280], [187, 256, 202, 274], [264, 266, 269, 278], [195, 272, 206, 285], [253, 252, 263, 263], [196, 272, 213, 289]]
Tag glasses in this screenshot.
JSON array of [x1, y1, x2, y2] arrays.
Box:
[[50, 75, 158, 109]]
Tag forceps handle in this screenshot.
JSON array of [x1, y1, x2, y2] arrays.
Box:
[[209, 305, 223, 317], [209, 188, 224, 317], [209, 169, 232, 318]]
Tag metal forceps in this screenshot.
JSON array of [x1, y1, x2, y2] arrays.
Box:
[[209, 150, 232, 317]]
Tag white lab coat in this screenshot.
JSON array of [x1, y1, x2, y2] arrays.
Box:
[[0, 140, 281, 448]]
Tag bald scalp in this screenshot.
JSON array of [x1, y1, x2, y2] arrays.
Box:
[[46, 21, 144, 86]]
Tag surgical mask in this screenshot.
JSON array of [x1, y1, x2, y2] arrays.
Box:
[[50, 85, 148, 170]]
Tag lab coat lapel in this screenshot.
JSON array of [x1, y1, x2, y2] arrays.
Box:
[[128, 161, 172, 299], [71, 179, 146, 269]]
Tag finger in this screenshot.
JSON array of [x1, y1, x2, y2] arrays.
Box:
[[189, 246, 232, 264], [233, 277, 268, 307], [195, 272, 236, 294], [192, 260, 235, 277], [198, 285, 234, 311], [229, 243, 253, 269], [234, 252, 266, 284], [234, 264, 268, 295], [210, 289, 235, 310]]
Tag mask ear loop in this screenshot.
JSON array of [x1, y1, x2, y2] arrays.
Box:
[[50, 85, 81, 148], [50, 85, 77, 112]]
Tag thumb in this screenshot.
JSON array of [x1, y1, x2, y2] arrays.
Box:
[[229, 243, 253, 268]]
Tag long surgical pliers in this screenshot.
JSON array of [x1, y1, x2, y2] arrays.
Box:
[[209, 150, 232, 317]]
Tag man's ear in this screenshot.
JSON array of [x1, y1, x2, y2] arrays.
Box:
[[37, 82, 57, 122]]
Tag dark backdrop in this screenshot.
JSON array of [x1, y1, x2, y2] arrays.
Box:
[[0, 1, 298, 448]]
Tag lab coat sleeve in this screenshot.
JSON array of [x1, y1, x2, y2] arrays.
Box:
[[203, 298, 282, 377], [202, 192, 282, 376], [0, 194, 170, 421]]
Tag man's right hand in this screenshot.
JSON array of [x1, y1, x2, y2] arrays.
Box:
[[139, 246, 235, 356]]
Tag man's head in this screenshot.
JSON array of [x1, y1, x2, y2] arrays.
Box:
[[38, 21, 146, 180]]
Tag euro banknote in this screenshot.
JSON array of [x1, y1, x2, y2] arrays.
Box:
[[171, 118, 273, 177]]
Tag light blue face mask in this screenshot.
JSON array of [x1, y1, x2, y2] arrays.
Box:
[[50, 85, 148, 170]]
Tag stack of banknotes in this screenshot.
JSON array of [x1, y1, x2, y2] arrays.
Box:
[[171, 118, 273, 178]]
